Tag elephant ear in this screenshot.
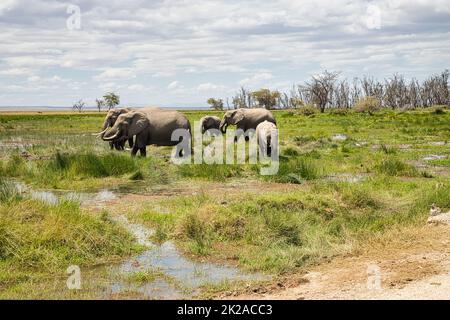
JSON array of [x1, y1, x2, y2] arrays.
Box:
[[128, 112, 149, 137], [231, 109, 245, 124]]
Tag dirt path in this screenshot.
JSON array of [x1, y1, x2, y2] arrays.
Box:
[[222, 224, 450, 300]]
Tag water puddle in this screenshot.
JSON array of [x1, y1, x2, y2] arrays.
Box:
[[429, 141, 450, 146], [13, 182, 116, 207], [0, 140, 33, 152], [331, 134, 348, 141], [325, 173, 368, 183], [423, 155, 447, 161], [102, 215, 266, 299], [12, 181, 267, 299]]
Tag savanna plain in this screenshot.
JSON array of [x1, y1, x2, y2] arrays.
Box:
[[1, 108, 450, 299]]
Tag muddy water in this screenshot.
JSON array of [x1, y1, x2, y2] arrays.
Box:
[[14, 183, 266, 299]]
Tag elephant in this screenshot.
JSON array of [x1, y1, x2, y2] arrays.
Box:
[[256, 120, 278, 156], [199, 115, 221, 134], [101, 109, 191, 157], [219, 108, 277, 140], [96, 107, 161, 150], [96, 108, 134, 150]]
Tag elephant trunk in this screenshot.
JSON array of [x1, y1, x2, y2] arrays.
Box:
[[95, 118, 111, 137], [219, 119, 228, 133]]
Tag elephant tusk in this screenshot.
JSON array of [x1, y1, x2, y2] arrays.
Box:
[[94, 128, 109, 137], [102, 132, 120, 141]]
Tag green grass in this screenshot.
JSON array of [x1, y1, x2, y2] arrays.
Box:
[[0, 180, 139, 297], [374, 158, 419, 177], [178, 163, 243, 180], [1, 108, 450, 296], [131, 175, 449, 274]]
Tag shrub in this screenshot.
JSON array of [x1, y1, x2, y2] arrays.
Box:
[[296, 105, 318, 116], [329, 108, 350, 116], [432, 105, 446, 115], [354, 96, 381, 114]]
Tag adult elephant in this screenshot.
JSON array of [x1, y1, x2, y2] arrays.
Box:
[[219, 108, 276, 135], [96, 107, 161, 150], [96, 108, 134, 150], [199, 115, 221, 134], [102, 109, 191, 157]]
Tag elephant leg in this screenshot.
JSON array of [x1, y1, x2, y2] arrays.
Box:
[[131, 145, 139, 156], [128, 137, 134, 148], [109, 141, 114, 150], [139, 147, 146, 157]]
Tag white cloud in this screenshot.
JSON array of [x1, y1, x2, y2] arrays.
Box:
[[127, 84, 146, 91], [239, 72, 274, 87], [93, 68, 136, 81], [0, 68, 33, 76], [197, 83, 226, 92], [0, 0, 449, 107], [167, 81, 181, 90]]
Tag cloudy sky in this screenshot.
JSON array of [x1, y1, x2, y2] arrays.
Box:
[[0, 0, 449, 108]]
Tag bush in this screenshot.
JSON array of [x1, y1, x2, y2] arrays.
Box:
[[329, 108, 350, 116], [432, 105, 446, 115], [354, 96, 381, 114], [296, 105, 318, 116]]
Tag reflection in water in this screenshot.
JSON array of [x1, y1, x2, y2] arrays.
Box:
[[12, 182, 266, 299], [107, 216, 266, 299]]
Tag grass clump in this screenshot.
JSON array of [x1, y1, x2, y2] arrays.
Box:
[[0, 198, 137, 272], [374, 158, 418, 177], [50, 152, 138, 178], [178, 164, 242, 180], [264, 157, 323, 184], [0, 177, 21, 203]]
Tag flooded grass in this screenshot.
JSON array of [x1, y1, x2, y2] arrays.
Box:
[[1, 109, 450, 298]]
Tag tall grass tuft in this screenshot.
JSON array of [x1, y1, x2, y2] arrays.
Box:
[[266, 157, 323, 184], [178, 164, 242, 180], [0, 199, 137, 270], [374, 158, 418, 177], [0, 177, 21, 202]]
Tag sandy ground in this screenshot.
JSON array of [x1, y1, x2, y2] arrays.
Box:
[[223, 220, 450, 300]]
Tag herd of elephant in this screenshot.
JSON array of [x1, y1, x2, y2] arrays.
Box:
[[95, 107, 278, 157]]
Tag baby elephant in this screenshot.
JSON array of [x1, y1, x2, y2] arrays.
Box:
[[200, 116, 221, 134], [256, 120, 278, 157]]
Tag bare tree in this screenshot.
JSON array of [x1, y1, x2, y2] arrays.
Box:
[[302, 70, 340, 112], [72, 100, 85, 113], [95, 98, 104, 112]]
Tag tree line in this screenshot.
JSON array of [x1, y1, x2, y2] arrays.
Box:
[[208, 69, 450, 112], [72, 92, 120, 112]]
